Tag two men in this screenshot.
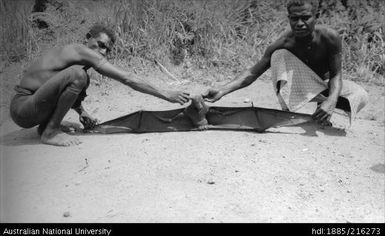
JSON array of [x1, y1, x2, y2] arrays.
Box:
[[10, 0, 369, 146], [10, 24, 190, 146], [203, 0, 368, 125]]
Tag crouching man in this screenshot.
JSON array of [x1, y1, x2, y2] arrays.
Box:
[[10, 24, 190, 146]]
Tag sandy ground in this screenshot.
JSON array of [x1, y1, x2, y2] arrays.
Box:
[[0, 64, 384, 223]]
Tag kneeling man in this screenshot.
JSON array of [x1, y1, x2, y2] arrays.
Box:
[[203, 0, 368, 126]]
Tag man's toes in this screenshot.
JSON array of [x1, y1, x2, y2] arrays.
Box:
[[71, 138, 81, 146]]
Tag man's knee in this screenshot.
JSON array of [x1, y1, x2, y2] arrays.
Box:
[[359, 86, 369, 100], [68, 67, 89, 93], [357, 86, 369, 110], [271, 49, 291, 63]]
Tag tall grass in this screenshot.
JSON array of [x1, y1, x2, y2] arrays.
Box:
[[317, 0, 385, 84], [1, 0, 384, 85], [97, 0, 290, 79], [0, 0, 37, 62], [97, 0, 383, 84]]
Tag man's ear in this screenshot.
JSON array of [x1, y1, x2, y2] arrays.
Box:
[[86, 33, 91, 39]]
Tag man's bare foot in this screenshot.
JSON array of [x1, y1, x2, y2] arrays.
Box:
[[38, 123, 76, 136], [41, 128, 81, 146]]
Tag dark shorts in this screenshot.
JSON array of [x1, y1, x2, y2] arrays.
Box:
[[10, 66, 89, 128], [10, 86, 38, 128]]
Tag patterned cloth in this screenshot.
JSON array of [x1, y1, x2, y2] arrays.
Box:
[[271, 49, 368, 122]]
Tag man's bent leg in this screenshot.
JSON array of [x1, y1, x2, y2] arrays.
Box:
[[40, 87, 82, 146], [320, 90, 351, 112], [32, 67, 89, 146], [333, 80, 368, 122], [271, 49, 368, 124], [316, 80, 368, 123], [270, 49, 328, 111]]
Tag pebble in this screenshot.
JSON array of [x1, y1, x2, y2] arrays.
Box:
[[63, 211, 71, 217]]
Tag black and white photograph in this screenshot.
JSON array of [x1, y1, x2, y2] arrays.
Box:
[[0, 0, 384, 229]]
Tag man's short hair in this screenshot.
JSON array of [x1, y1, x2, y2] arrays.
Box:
[[286, 0, 319, 15], [87, 23, 116, 45]]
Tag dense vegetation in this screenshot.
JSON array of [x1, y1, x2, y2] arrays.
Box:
[[1, 0, 384, 84]]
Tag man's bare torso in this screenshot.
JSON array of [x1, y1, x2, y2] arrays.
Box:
[[272, 26, 339, 79], [20, 44, 89, 92]]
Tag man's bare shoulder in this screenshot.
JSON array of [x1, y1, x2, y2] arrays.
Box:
[[265, 30, 293, 53], [43, 43, 85, 59], [275, 30, 294, 45], [315, 25, 340, 43], [60, 43, 88, 55], [52, 43, 103, 65]]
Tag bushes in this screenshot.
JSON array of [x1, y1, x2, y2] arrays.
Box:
[[317, 0, 385, 84], [100, 0, 383, 83], [1, 0, 383, 84], [103, 0, 288, 73]]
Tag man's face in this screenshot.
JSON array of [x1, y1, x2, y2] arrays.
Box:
[[87, 32, 113, 57], [288, 3, 316, 38]]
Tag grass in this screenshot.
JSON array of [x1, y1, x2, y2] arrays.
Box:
[[0, 0, 37, 62], [1, 0, 384, 85]]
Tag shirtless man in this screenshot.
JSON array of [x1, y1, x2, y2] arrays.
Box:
[[203, 0, 367, 125], [10, 24, 190, 146]]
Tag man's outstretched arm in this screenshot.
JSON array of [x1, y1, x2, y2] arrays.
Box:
[[68, 44, 190, 105], [94, 59, 190, 105], [203, 41, 282, 103], [312, 30, 342, 123]]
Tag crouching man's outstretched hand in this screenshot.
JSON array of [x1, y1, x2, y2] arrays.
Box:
[[202, 88, 224, 103], [79, 112, 99, 130], [166, 91, 190, 105], [312, 99, 337, 125]]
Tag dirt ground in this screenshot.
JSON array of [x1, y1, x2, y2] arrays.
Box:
[[0, 62, 384, 223]]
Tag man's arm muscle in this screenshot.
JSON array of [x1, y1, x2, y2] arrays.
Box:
[[220, 37, 285, 95], [312, 29, 343, 122], [326, 29, 343, 101], [66, 44, 171, 101]]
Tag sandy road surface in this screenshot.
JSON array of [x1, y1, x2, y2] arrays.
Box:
[[0, 72, 384, 222]]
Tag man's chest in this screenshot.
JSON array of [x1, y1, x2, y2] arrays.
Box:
[[286, 45, 330, 77]]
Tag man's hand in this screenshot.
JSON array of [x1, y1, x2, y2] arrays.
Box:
[[166, 90, 190, 105], [79, 112, 98, 130], [312, 99, 337, 125], [202, 88, 224, 103]]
